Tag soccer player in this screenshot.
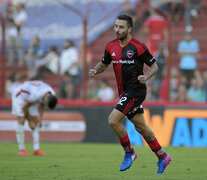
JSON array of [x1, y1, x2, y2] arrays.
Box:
[[88, 15, 171, 174], [12, 80, 58, 156]]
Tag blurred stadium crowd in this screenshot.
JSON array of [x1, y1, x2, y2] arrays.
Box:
[[1, 0, 207, 103]]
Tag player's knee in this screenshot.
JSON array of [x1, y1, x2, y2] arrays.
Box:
[[108, 116, 117, 128], [29, 116, 37, 129], [17, 117, 25, 125]]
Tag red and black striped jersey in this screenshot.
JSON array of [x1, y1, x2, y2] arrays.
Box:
[[102, 37, 156, 97]]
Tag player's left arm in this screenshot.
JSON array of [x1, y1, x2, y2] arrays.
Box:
[[145, 62, 158, 80], [138, 62, 158, 84]]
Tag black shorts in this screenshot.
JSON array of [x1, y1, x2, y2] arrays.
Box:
[[115, 91, 146, 120]]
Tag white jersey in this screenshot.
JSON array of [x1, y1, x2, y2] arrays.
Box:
[[12, 81, 56, 117], [10, 81, 24, 99], [17, 81, 56, 104]]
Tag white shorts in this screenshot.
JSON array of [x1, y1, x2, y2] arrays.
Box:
[[12, 95, 38, 117]]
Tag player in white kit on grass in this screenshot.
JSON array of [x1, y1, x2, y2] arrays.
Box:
[[12, 80, 58, 156]]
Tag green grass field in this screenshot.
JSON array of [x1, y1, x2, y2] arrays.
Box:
[[0, 143, 206, 180]]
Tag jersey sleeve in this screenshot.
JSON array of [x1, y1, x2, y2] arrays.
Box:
[[138, 45, 156, 66], [102, 44, 112, 65]]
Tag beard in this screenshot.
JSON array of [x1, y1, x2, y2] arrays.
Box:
[[117, 32, 128, 41]]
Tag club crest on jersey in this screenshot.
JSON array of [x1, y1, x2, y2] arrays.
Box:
[[127, 50, 134, 58]]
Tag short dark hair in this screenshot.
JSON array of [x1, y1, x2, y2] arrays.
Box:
[[49, 46, 58, 53], [116, 14, 133, 28], [65, 39, 74, 47], [47, 94, 58, 109]]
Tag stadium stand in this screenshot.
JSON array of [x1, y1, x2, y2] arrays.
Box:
[[89, 0, 207, 98], [0, 0, 124, 98], [1, 0, 207, 100]]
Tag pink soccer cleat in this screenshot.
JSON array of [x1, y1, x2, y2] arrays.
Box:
[[156, 154, 172, 174]]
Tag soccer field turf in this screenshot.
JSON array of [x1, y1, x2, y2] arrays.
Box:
[[0, 143, 206, 180]]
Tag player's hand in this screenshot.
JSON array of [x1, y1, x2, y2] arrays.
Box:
[[29, 120, 36, 130], [138, 75, 147, 84], [24, 114, 29, 121], [88, 69, 97, 79]]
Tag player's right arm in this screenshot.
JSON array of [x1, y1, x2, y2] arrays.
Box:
[[23, 101, 39, 129], [88, 61, 108, 78], [89, 42, 113, 78]]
